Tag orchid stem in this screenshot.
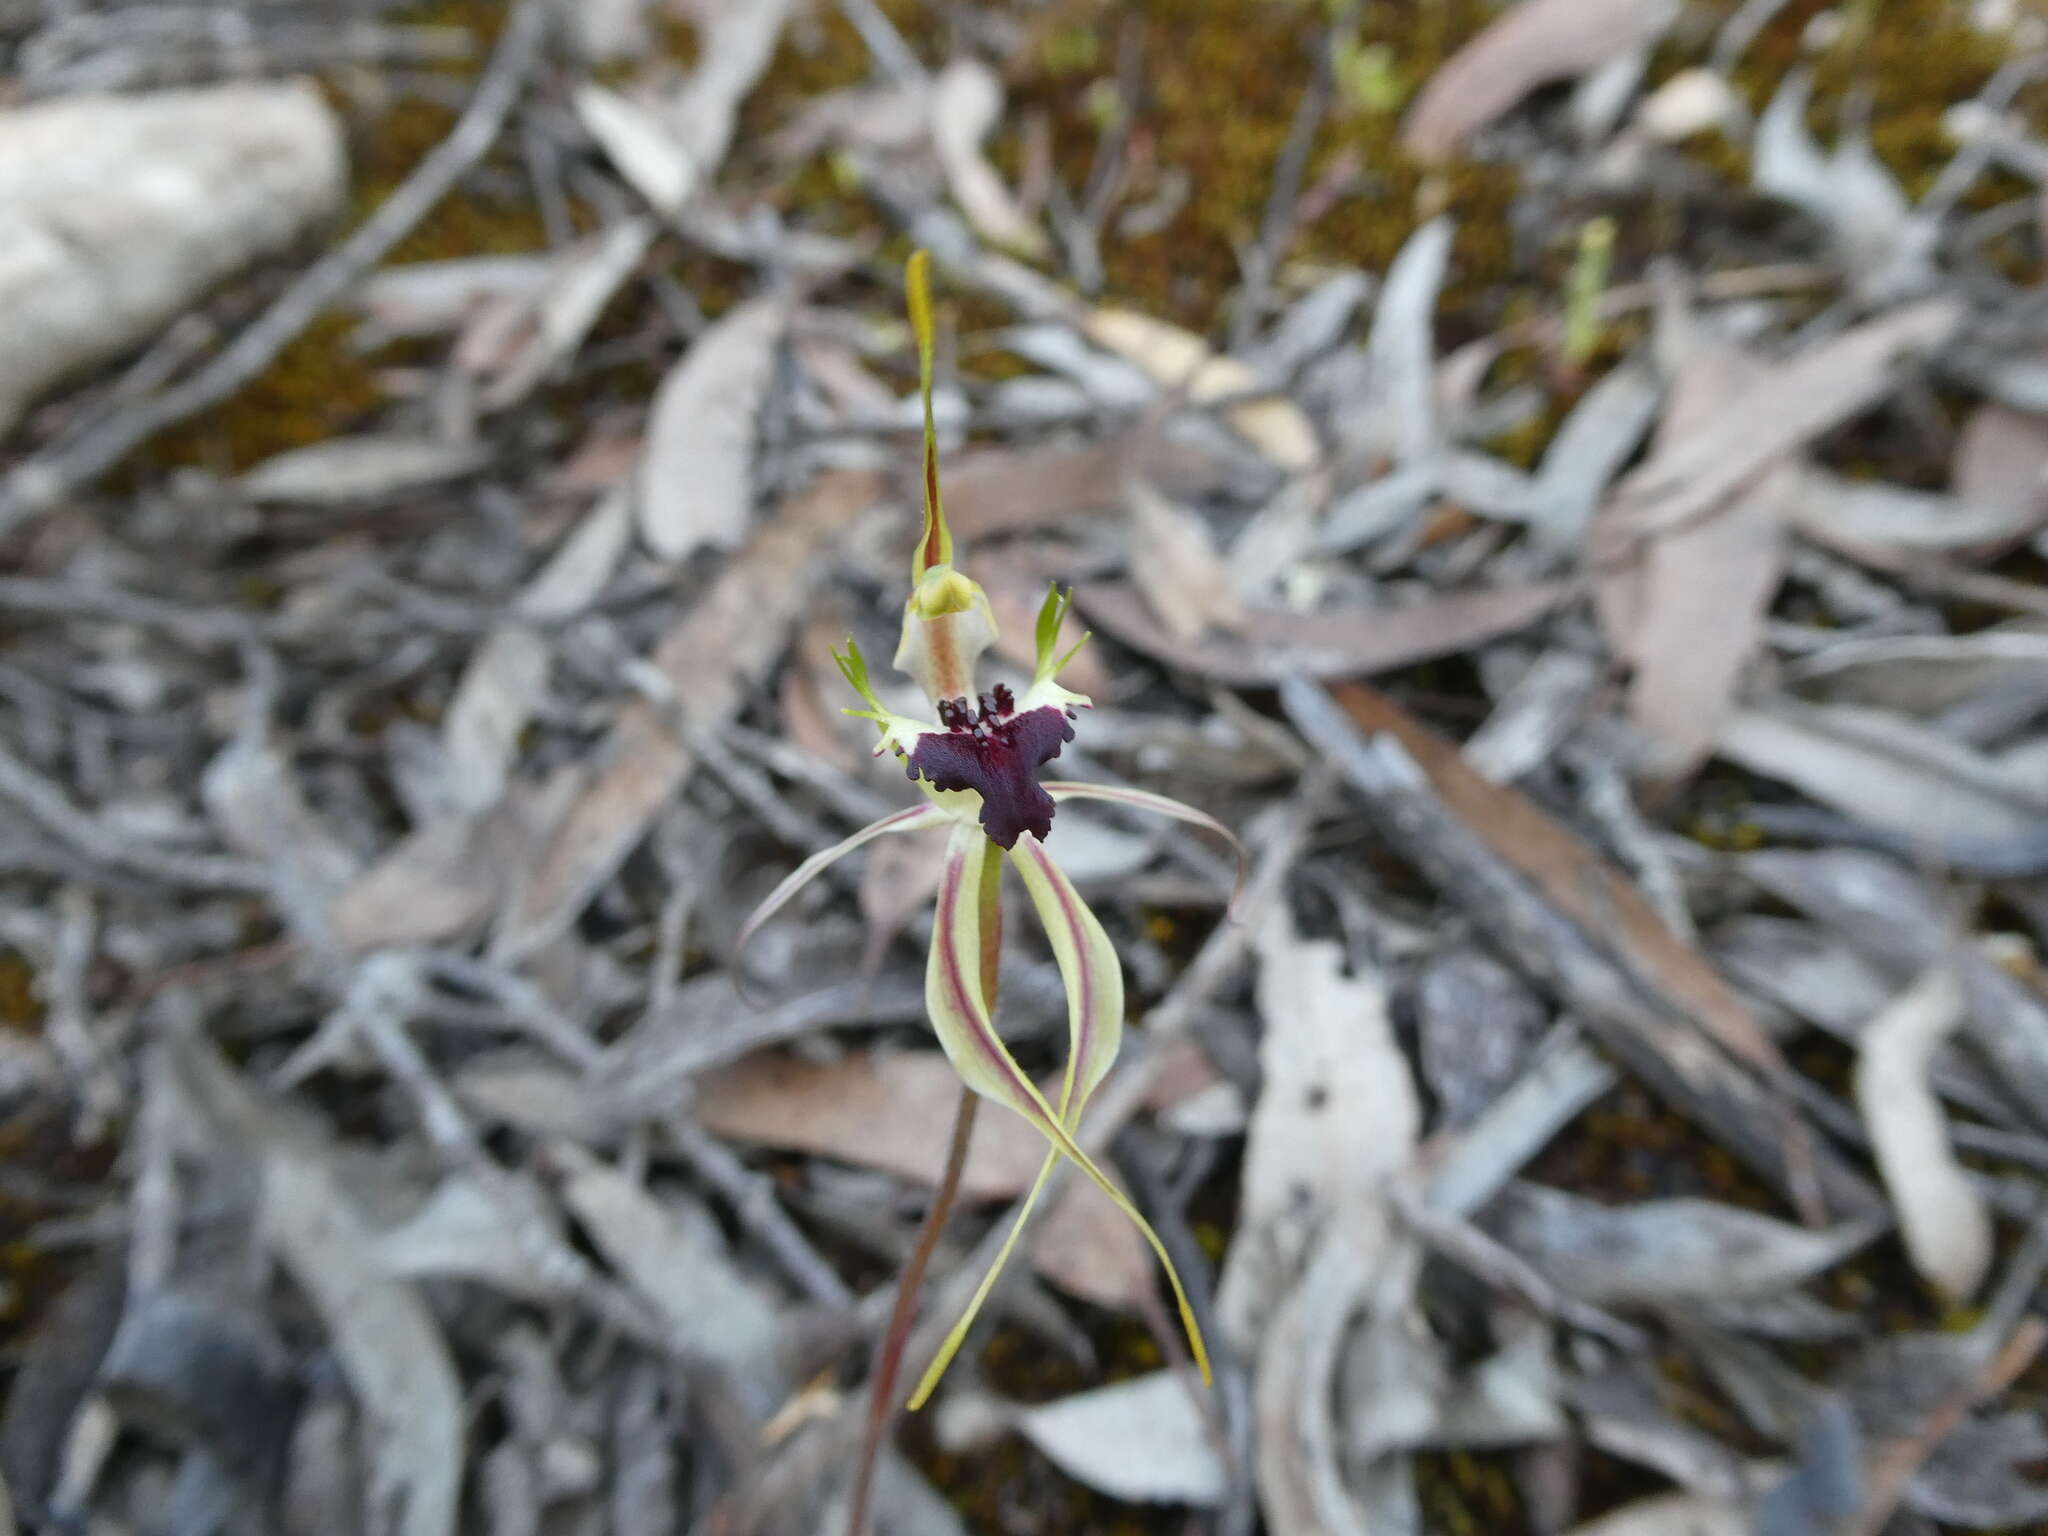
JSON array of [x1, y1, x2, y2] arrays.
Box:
[[845, 840, 1002, 1536]]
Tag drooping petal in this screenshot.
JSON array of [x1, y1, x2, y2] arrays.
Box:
[[908, 1146, 1058, 1411], [1044, 781, 1248, 909], [924, 823, 1212, 1393], [734, 803, 950, 965], [1009, 831, 1124, 1121]]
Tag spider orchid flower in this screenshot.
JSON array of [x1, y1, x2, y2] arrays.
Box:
[[737, 252, 1240, 1409]]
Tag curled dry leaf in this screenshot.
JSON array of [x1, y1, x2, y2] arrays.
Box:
[[550, 1142, 785, 1414], [354, 254, 553, 341], [202, 735, 359, 952], [1717, 699, 2048, 848], [503, 470, 879, 954], [1566, 1492, 1754, 1536], [929, 60, 1046, 257], [1009, 1372, 1226, 1507], [1400, 0, 1680, 161], [166, 1031, 462, 1536], [516, 484, 634, 622], [441, 623, 550, 816], [1754, 70, 1931, 300], [696, 1050, 1049, 1200], [1600, 297, 1962, 549], [329, 762, 583, 955], [665, 0, 792, 185], [636, 294, 789, 561], [1790, 466, 2048, 554], [0, 80, 346, 433], [236, 435, 491, 504], [1123, 479, 1247, 643], [1952, 403, 2048, 537], [1594, 336, 1789, 779], [1218, 905, 1418, 1350], [1635, 67, 1744, 142], [692, 1049, 1153, 1308], [1489, 1184, 1878, 1305], [1082, 307, 1321, 472], [1853, 965, 1990, 1301], [1354, 217, 1453, 467], [1076, 579, 1568, 686], [575, 84, 695, 214], [459, 217, 655, 412]]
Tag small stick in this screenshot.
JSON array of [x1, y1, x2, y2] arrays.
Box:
[[0, 0, 548, 532]]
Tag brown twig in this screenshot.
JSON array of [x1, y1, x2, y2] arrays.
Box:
[[1851, 1317, 2048, 1536], [843, 844, 1001, 1536], [0, 0, 548, 533]]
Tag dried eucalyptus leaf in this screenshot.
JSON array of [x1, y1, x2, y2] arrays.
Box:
[[1489, 1184, 1878, 1305], [1014, 1373, 1225, 1507]]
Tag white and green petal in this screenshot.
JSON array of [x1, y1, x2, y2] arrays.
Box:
[[919, 821, 1212, 1401], [734, 802, 950, 964], [1044, 781, 1248, 908], [1008, 830, 1123, 1121]]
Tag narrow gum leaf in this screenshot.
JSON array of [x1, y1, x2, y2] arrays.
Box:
[[908, 1146, 1059, 1411], [734, 804, 946, 968], [925, 825, 1213, 1394], [906, 250, 951, 580], [1043, 782, 1248, 910], [1009, 833, 1124, 1121]]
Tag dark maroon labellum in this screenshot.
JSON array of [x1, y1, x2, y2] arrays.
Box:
[[908, 685, 1076, 848]]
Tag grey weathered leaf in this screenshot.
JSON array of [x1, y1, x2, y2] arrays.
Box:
[[636, 295, 787, 560], [263, 1153, 463, 1536], [202, 736, 358, 952], [1415, 947, 1550, 1130], [1490, 1183, 1877, 1304], [1745, 846, 2048, 1132]]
